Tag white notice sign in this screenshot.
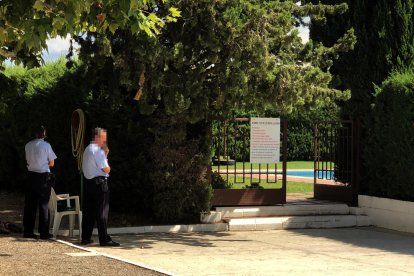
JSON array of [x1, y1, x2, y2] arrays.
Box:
[[250, 117, 280, 163]]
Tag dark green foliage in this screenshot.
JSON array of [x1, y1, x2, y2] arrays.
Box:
[[70, 0, 354, 221], [211, 120, 250, 163], [244, 183, 264, 189], [0, 61, 82, 191], [211, 172, 232, 189], [265, 106, 340, 161], [75, 0, 354, 124], [1, 0, 357, 223], [0, 61, 155, 216], [283, 107, 340, 160], [308, 0, 414, 199], [307, 0, 414, 116], [363, 71, 414, 200], [0, 61, 212, 222], [148, 114, 212, 223]]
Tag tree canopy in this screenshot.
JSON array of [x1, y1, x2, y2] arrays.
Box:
[[0, 0, 356, 118], [0, 0, 181, 67], [73, 0, 356, 122]]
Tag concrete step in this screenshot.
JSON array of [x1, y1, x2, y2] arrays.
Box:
[[349, 207, 366, 215], [216, 204, 350, 219], [227, 215, 371, 231], [55, 223, 229, 237]]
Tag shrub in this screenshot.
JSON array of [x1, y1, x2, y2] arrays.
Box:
[[363, 70, 414, 200], [211, 172, 233, 189], [148, 114, 212, 223]]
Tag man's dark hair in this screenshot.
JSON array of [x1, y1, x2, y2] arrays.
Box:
[[34, 125, 46, 138], [92, 127, 107, 139]]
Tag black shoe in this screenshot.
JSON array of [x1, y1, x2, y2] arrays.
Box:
[[23, 233, 39, 239], [100, 240, 120, 247], [81, 239, 94, 245], [40, 233, 53, 240]]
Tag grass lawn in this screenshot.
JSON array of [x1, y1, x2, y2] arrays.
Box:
[[213, 161, 320, 194], [223, 176, 313, 193]]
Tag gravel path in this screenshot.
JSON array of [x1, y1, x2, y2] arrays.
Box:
[[0, 191, 164, 276]]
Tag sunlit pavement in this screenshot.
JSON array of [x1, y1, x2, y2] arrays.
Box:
[[82, 227, 414, 275]]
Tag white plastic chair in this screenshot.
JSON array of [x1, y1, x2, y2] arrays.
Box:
[[49, 188, 82, 240]]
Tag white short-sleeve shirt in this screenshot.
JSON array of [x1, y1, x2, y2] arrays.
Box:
[[25, 138, 57, 173], [82, 143, 109, 179]]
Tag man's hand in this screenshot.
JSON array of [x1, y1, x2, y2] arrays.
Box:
[[48, 160, 55, 167], [102, 166, 111, 174]]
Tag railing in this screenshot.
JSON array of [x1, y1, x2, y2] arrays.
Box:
[[211, 118, 287, 206], [314, 120, 359, 205], [212, 118, 287, 186]]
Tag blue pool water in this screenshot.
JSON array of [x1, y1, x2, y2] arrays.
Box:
[[287, 170, 334, 179]]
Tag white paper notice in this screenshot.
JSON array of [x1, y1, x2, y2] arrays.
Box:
[[250, 117, 280, 163]]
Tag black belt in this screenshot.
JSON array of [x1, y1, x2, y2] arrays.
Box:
[[92, 176, 107, 180], [88, 176, 108, 185], [28, 171, 48, 175], [89, 176, 109, 192]]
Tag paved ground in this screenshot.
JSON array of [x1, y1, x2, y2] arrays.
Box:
[[79, 227, 414, 276], [4, 190, 414, 275], [0, 235, 163, 276]]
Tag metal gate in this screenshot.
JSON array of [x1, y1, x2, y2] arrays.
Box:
[[211, 118, 287, 206], [314, 120, 360, 205]]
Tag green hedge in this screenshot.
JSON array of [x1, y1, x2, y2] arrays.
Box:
[[0, 60, 211, 223], [363, 71, 414, 200], [283, 107, 341, 160], [0, 61, 80, 192]]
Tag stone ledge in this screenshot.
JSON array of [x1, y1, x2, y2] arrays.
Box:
[[228, 215, 366, 231], [216, 204, 350, 219], [56, 223, 228, 237]]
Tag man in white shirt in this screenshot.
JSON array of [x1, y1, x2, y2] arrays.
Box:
[[81, 127, 119, 246], [23, 126, 57, 239]]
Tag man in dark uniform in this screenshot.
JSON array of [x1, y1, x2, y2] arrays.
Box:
[[23, 125, 57, 239], [81, 127, 119, 246]]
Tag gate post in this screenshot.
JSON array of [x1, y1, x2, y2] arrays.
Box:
[[282, 119, 287, 204], [314, 120, 355, 204], [351, 118, 361, 206], [314, 123, 318, 187]]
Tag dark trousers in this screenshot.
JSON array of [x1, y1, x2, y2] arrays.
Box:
[[23, 172, 51, 235], [81, 177, 110, 243]]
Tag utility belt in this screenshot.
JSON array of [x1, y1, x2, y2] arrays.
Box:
[[92, 176, 109, 192], [28, 171, 55, 188]]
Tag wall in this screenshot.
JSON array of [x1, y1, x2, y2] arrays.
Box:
[[359, 195, 414, 233]]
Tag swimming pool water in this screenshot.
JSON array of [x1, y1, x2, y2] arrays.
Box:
[[287, 170, 334, 179]]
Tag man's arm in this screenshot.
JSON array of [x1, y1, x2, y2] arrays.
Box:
[[102, 142, 109, 157], [48, 144, 57, 168], [97, 147, 110, 174]]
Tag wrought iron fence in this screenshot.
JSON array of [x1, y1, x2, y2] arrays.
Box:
[[314, 120, 359, 205], [212, 118, 287, 188], [314, 120, 353, 184]]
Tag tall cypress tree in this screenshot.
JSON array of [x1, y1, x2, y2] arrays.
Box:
[[307, 0, 414, 196], [306, 0, 414, 116]]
